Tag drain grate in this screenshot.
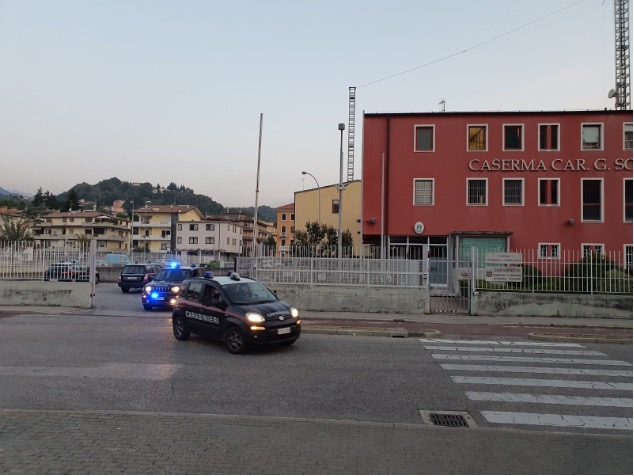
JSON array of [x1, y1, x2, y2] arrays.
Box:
[[419, 410, 476, 428]]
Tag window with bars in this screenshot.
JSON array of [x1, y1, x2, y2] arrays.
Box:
[[582, 179, 603, 221], [468, 125, 487, 151], [582, 244, 604, 257], [503, 179, 523, 205], [467, 179, 487, 205], [504, 125, 523, 150], [413, 179, 434, 205], [539, 124, 559, 150], [539, 243, 560, 259], [538, 178, 560, 206], [582, 124, 602, 150], [415, 125, 434, 151]]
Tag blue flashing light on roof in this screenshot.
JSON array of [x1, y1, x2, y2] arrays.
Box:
[[170, 261, 180, 268], [191, 263, 197, 268], [204, 271, 213, 279]]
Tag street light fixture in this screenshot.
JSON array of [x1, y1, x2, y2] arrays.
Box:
[[301, 171, 320, 224], [337, 122, 345, 259]]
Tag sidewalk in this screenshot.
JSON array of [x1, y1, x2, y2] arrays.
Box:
[[0, 306, 632, 342]]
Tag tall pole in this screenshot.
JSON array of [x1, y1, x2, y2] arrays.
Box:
[[130, 200, 134, 255], [253, 113, 263, 257], [301, 171, 320, 224], [338, 123, 345, 258]]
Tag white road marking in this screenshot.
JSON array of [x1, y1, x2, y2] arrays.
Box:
[[440, 364, 633, 377], [452, 376, 632, 390], [481, 411, 633, 430], [424, 346, 604, 356], [419, 338, 583, 347], [0, 363, 183, 380], [431, 354, 632, 366], [466, 392, 633, 407]]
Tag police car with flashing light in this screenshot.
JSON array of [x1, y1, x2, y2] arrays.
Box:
[[141, 262, 205, 310], [171, 272, 301, 354]]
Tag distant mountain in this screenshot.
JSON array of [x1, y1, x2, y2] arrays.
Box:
[[0, 186, 11, 196], [0, 186, 30, 198]]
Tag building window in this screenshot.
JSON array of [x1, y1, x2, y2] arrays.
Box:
[[467, 179, 487, 205], [538, 178, 560, 206], [205, 237, 215, 244], [625, 123, 633, 150], [539, 124, 559, 151], [467, 125, 487, 151], [177, 237, 182, 244], [281, 213, 287, 221], [539, 243, 560, 259], [503, 124, 523, 150], [281, 226, 286, 233], [413, 179, 434, 206], [189, 224, 198, 231], [177, 224, 182, 231], [581, 124, 603, 150], [625, 179, 633, 222], [189, 237, 198, 244], [206, 224, 215, 231], [503, 179, 524, 206], [160, 243, 169, 251], [581, 179, 603, 221], [415, 125, 434, 152], [290, 213, 295, 220], [625, 245, 633, 271], [332, 200, 339, 214], [291, 226, 294, 233], [582, 244, 604, 257]]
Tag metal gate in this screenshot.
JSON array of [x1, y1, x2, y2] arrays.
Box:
[[428, 257, 471, 314]]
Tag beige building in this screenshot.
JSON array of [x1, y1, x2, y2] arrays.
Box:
[[294, 180, 362, 249], [32, 210, 130, 252], [133, 205, 204, 254], [275, 203, 295, 255], [176, 218, 243, 263], [227, 214, 276, 256]]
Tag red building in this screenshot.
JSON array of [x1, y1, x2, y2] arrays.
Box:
[[361, 110, 633, 267]]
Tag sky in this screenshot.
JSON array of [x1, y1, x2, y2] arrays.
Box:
[[0, 0, 627, 209]]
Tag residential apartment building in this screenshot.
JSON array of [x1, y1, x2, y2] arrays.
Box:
[[227, 214, 276, 256], [133, 205, 204, 254], [275, 203, 295, 254], [32, 210, 130, 252], [294, 180, 362, 249], [176, 218, 243, 263], [362, 110, 633, 267]]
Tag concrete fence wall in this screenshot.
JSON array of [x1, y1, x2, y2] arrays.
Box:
[[472, 291, 633, 319], [0, 281, 92, 307]]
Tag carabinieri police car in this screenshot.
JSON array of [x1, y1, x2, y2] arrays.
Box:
[[141, 263, 205, 310], [171, 272, 301, 354]]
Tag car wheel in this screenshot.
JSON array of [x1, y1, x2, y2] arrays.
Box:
[[143, 304, 152, 311], [121, 288, 129, 293], [225, 328, 248, 354], [172, 316, 190, 341]]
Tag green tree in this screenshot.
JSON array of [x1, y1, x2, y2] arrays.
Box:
[[294, 221, 353, 256], [0, 216, 33, 242], [63, 188, 81, 212]]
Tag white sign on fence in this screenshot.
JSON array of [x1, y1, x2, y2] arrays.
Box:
[[485, 266, 523, 282], [485, 252, 523, 264]]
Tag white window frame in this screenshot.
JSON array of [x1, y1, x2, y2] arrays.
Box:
[[538, 123, 560, 151], [205, 237, 215, 245], [281, 213, 287, 221], [624, 244, 633, 271], [503, 178, 524, 206], [413, 178, 434, 206], [624, 122, 633, 150], [538, 178, 560, 207], [189, 237, 198, 244], [414, 124, 435, 152], [538, 243, 560, 259], [580, 123, 604, 151], [502, 123, 524, 151], [581, 243, 605, 258], [581, 178, 604, 223], [467, 124, 488, 152], [467, 178, 488, 206], [625, 178, 633, 223]]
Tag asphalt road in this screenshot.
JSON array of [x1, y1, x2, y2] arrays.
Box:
[[0, 284, 631, 474]]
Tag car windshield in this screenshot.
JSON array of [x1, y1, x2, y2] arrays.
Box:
[[123, 265, 146, 274], [154, 268, 192, 282], [222, 281, 278, 305]]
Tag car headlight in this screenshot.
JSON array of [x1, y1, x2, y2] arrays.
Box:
[[144, 285, 153, 293], [290, 307, 299, 318], [171, 286, 180, 293], [246, 313, 265, 324]]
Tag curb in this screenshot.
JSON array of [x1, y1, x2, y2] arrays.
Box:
[[528, 332, 633, 344], [302, 326, 441, 338]]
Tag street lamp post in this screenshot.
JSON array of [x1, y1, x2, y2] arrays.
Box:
[[337, 123, 345, 259], [301, 171, 320, 224]]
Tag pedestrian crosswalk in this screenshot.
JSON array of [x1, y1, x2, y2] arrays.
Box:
[[420, 338, 633, 431]]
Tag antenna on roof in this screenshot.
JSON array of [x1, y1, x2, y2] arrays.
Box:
[[439, 99, 446, 112]]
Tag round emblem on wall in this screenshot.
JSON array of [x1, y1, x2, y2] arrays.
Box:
[[414, 222, 425, 234]]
